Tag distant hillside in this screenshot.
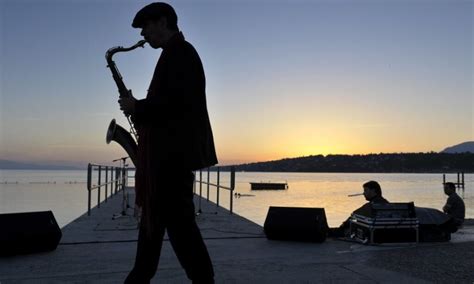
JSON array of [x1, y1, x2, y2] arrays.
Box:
[[0, 159, 82, 170], [218, 152, 474, 173], [442, 141, 474, 153]]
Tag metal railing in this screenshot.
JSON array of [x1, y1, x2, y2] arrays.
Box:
[[86, 163, 236, 216], [86, 163, 128, 215], [194, 166, 236, 214]]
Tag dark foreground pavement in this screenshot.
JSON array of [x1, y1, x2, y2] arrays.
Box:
[[0, 187, 473, 283]]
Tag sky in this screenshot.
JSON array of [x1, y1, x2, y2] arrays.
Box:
[[0, 0, 472, 167]]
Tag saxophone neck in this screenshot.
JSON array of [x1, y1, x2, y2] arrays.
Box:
[[105, 40, 147, 62]]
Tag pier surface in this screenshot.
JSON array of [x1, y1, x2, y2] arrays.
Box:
[[1, 187, 473, 283]]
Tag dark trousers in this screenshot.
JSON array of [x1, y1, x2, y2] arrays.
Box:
[[125, 170, 214, 283]]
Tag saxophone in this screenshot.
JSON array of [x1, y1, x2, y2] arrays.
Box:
[[105, 40, 146, 166]]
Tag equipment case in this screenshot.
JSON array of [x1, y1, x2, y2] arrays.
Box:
[[349, 203, 419, 244]]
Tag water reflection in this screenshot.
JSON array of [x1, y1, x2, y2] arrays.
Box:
[[204, 172, 472, 227], [1, 170, 471, 228]]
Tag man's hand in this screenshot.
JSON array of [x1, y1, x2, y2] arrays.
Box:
[[118, 96, 137, 116], [443, 204, 451, 213]]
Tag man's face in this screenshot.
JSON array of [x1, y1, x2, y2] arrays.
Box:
[[363, 186, 376, 201], [444, 185, 454, 196], [141, 18, 167, 49]]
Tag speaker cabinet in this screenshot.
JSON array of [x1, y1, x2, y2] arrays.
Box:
[[264, 206, 328, 242], [0, 211, 62, 256]]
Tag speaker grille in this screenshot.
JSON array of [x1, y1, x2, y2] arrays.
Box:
[[264, 207, 328, 242], [0, 211, 62, 255]]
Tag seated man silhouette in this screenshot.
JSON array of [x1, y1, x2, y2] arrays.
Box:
[[442, 182, 465, 231], [329, 181, 389, 238], [414, 183, 464, 241]]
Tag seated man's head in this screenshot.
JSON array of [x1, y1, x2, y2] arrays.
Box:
[[443, 182, 456, 196], [363, 180, 382, 201]]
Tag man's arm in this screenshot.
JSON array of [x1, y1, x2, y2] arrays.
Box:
[[443, 196, 453, 213]]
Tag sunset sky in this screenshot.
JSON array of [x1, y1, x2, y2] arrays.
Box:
[[1, 0, 472, 167]]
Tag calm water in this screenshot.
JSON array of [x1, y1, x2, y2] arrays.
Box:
[[1, 170, 472, 228]]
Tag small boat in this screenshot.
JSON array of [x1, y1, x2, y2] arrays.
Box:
[[250, 182, 288, 190]]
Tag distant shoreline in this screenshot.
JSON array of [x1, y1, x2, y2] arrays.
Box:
[[1, 168, 472, 174], [210, 169, 474, 174], [2, 150, 473, 173], [0, 159, 83, 171], [217, 152, 474, 174], [0, 167, 85, 171]]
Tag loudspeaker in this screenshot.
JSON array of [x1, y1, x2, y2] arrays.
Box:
[[264, 206, 328, 242], [0, 211, 62, 256]]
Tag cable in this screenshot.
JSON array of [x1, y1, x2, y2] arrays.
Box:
[[59, 235, 266, 246], [201, 227, 265, 236]]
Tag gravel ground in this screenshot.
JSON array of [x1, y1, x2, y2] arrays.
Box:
[[362, 241, 474, 283]]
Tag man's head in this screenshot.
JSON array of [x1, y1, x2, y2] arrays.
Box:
[[132, 2, 179, 49], [363, 180, 382, 201], [444, 182, 456, 196]]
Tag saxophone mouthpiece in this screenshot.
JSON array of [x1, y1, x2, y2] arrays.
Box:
[[348, 193, 364, 197]]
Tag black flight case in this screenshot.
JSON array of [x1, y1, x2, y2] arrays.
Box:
[[349, 202, 419, 244]]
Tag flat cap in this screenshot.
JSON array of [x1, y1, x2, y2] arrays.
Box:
[[132, 2, 177, 28]]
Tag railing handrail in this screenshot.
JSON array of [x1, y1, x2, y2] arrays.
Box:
[[194, 166, 236, 214], [197, 182, 232, 191], [87, 163, 123, 168], [86, 163, 128, 215], [89, 180, 120, 191]]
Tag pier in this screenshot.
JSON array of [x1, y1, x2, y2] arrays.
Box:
[[443, 172, 466, 189], [443, 172, 467, 197], [1, 178, 474, 282]]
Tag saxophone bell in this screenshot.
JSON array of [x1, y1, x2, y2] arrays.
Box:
[[106, 119, 138, 166]]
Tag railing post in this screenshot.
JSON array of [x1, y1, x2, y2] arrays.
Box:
[[198, 169, 202, 214], [87, 163, 92, 216], [105, 166, 109, 202], [216, 167, 220, 208], [115, 168, 120, 193], [230, 166, 235, 214], [122, 166, 126, 191], [112, 167, 117, 194], [97, 165, 101, 208], [207, 167, 210, 201], [111, 167, 114, 195]]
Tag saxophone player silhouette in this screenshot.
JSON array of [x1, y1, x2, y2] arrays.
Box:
[[111, 3, 217, 283]]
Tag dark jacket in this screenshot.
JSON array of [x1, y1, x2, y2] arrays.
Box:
[[369, 195, 389, 205], [444, 192, 465, 224], [133, 32, 218, 171]]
